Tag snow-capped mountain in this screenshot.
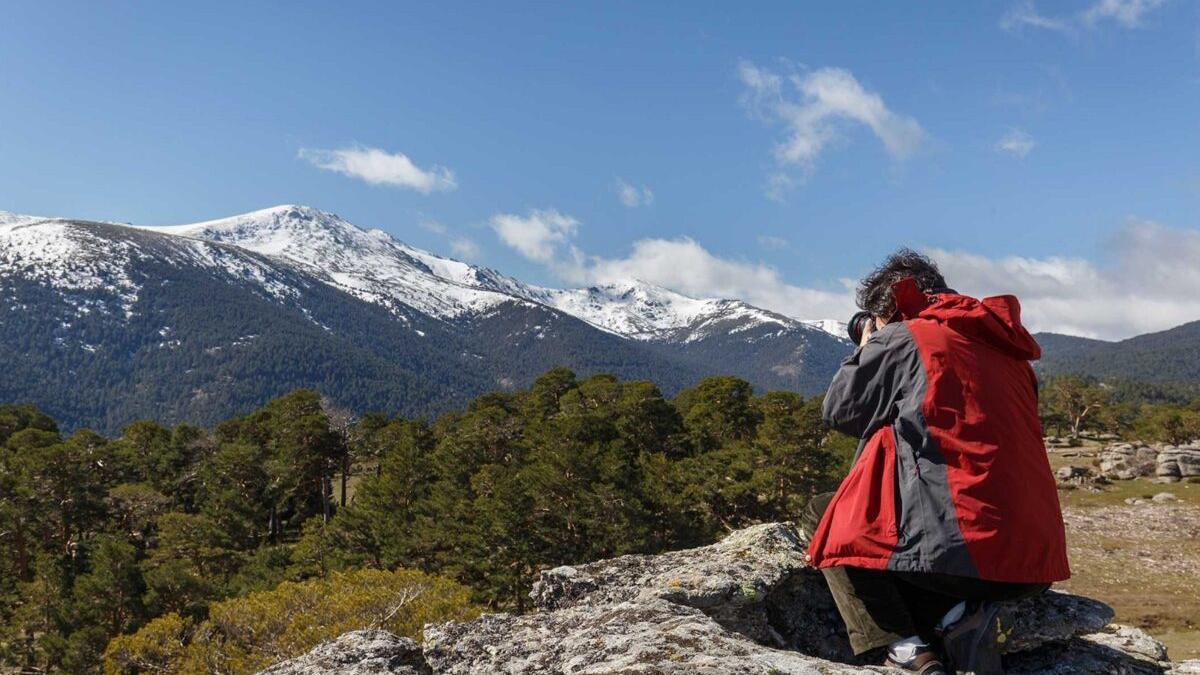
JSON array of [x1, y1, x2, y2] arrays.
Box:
[[0, 205, 851, 432], [802, 319, 848, 340], [140, 205, 846, 345], [1, 213, 307, 319], [145, 205, 528, 321]]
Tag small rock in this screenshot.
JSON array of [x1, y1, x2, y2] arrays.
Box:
[[1152, 492, 1178, 503], [1056, 465, 1091, 482]]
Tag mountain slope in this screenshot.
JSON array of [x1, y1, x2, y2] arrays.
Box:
[[1036, 322, 1200, 386], [142, 205, 852, 394], [0, 214, 750, 432], [0, 218, 494, 430]]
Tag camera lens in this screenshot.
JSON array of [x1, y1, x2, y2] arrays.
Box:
[[847, 311, 873, 344]]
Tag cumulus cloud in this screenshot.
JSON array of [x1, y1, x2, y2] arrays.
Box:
[[299, 145, 457, 193], [615, 179, 654, 208], [927, 219, 1200, 339], [490, 205, 1199, 340], [739, 62, 924, 180], [996, 129, 1036, 157], [583, 237, 855, 320], [489, 209, 580, 264], [490, 207, 855, 320], [1001, 0, 1166, 34]]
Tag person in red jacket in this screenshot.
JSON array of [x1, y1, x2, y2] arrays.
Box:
[[800, 249, 1070, 675]]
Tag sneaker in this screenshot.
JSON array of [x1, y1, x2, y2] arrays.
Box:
[[938, 600, 1004, 675], [883, 648, 948, 674]]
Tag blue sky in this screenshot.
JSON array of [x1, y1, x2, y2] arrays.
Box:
[[2, 1, 1198, 338]]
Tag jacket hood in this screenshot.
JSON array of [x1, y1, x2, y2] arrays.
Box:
[[890, 277, 1041, 360]]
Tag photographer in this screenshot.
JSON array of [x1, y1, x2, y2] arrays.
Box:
[[801, 249, 1069, 675]]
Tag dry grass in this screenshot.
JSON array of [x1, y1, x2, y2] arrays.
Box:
[[1047, 444, 1200, 660]]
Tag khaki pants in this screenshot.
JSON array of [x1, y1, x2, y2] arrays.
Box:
[[801, 492, 1049, 655]]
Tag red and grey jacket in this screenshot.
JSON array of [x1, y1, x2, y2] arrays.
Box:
[[807, 278, 1070, 583]]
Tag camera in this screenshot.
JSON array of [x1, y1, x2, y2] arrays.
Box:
[[847, 311, 874, 345]]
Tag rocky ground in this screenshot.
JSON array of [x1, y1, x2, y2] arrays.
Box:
[[1050, 441, 1200, 661], [260, 522, 1199, 674]]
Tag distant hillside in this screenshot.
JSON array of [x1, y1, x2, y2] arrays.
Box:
[[1035, 321, 1200, 397]]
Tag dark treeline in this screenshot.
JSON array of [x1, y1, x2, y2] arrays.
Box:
[[3, 367, 1196, 673], [0, 368, 850, 674]]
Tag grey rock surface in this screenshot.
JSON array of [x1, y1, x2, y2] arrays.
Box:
[[257, 522, 1181, 674], [424, 597, 878, 675], [1086, 624, 1171, 663], [258, 629, 429, 675], [1100, 443, 1159, 480], [1160, 448, 1200, 479]]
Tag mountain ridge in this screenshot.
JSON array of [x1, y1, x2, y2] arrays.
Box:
[[0, 206, 850, 432], [8, 203, 1200, 433]]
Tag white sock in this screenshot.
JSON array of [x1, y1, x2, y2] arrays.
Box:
[[888, 635, 928, 664], [937, 601, 967, 632]]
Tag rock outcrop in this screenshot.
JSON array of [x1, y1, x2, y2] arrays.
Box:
[[1096, 443, 1200, 482], [259, 630, 429, 675], [258, 523, 1196, 674]]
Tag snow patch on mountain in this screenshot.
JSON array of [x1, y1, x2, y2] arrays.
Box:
[[803, 319, 848, 340], [146, 205, 526, 320], [0, 216, 311, 323], [0, 218, 142, 314], [527, 281, 799, 342], [0, 210, 50, 227]]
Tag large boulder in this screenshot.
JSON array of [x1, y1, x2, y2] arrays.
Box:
[[1159, 447, 1200, 479], [1100, 443, 1158, 480], [258, 523, 1183, 674]]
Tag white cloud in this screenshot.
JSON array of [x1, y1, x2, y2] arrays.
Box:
[[299, 145, 457, 193], [615, 178, 654, 208], [996, 128, 1036, 157], [449, 237, 481, 260], [584, 237, 855, 320], [490, 207, 855, 320], [1001, 2, 1074, 33], [1001, 0, 1166, 34], [927, 219, 1200, 339], [490, 205, 1200, 340], [489, 209, 580, 264], [1082, 0, 1167, 27], [739, 62, 924, 180]]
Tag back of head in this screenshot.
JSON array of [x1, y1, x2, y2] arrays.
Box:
[[857, 248, 949, 318]]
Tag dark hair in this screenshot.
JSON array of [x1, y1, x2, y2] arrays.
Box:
[[856, 248, 948, 318]]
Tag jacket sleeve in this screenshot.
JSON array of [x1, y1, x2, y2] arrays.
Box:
[[822, 323, 912, 438]]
